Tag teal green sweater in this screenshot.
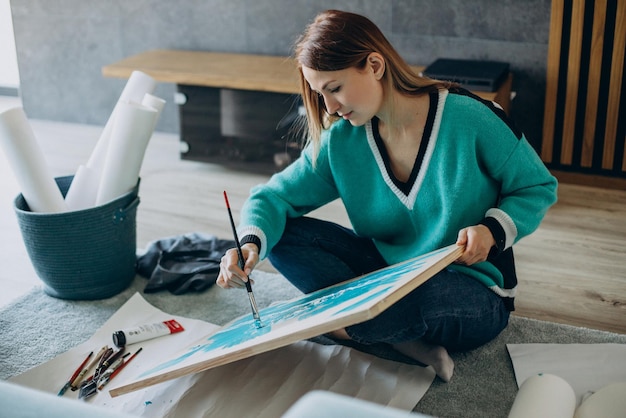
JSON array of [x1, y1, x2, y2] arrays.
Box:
[[239, 88, 558, 309]]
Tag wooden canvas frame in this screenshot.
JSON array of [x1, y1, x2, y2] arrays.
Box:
[[110, 244, 463, 397]]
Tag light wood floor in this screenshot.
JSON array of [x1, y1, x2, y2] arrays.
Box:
[[1, 98, 624, 334]]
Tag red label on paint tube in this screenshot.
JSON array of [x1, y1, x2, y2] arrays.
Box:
[[164, 319, 184, 334]]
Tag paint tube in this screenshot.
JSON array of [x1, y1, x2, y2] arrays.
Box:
[[112, 319, 184, 347]]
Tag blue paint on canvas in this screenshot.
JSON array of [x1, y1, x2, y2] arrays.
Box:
[[139, 246, 453, 378]]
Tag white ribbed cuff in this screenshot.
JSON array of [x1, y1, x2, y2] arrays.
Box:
[[485, 208, 517, 249], [238, 225, 268, 259]]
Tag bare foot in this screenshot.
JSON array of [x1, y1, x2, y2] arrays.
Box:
[[329, 328, 350, 340], [392, 340, 454, 382]]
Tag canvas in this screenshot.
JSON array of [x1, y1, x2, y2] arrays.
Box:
[[110, 244, 463, 397]]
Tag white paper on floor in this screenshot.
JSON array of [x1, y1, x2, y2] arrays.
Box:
[[11, 293, 435, 417]]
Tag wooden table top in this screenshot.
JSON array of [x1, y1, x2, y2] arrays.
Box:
[[103, 49, 303, 94], [102, 49, 509, 110]]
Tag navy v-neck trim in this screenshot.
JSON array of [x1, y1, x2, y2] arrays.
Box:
[[371, 92, 438, 196]]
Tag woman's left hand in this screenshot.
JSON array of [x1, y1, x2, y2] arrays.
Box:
[[455, 225, 496, 265]]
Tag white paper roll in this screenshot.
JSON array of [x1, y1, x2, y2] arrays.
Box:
[[141, 93, 166, 114], [140, 93, 166, 134], [0, 107, 67, 213], [87, 70, 156, 172], [575, 382, 626, 418], [508, 373, 576, 418], [63, 165, 99, 211], [95, 102, 158, 205], [66, 71, 156, 209]]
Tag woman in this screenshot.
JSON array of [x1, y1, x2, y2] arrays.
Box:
[[217, 10, 557, 382]]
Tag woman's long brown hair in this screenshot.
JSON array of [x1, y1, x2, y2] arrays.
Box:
[[294, 9, 452, 159]]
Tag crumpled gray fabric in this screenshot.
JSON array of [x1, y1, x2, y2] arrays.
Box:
[[136, 232, 235, 295]]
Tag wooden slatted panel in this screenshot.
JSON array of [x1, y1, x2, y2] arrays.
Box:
[[581, 0, 606, 167], [560, 0, 586, 165], [605, 0, 625, 170], [542, 0, 625, 181], [541, 0, 564, 163]]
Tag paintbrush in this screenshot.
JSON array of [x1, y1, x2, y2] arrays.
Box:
[[57, 351, 93, 396], [223, 191, 263, 328]]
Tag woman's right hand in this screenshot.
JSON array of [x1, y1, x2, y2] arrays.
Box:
[[216, 243, 260, 289]]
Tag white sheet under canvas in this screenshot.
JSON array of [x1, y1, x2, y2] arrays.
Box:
[[10, 293, 435, 417]]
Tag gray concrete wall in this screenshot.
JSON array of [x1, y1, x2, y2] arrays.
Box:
[[10, 0, 551, 149]]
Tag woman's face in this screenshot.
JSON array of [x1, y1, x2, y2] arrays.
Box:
[[302, 54, 385, 126]]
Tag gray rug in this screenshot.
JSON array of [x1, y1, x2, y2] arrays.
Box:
[[2, 272, 625, 418]]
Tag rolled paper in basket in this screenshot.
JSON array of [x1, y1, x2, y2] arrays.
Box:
[[95, 94, 164, 207], [96, 102, 158, 205], [508, 373, 576, 418], [63, 164, 99, 210], [0, 107, 67, 213], [141, 93, 166, 129], [65, 70, 156, 210], [141, 93, 166, 113], [87, 70, 156, 174]]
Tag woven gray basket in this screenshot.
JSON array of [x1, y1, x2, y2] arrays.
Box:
[[14, 175, 140, 300]]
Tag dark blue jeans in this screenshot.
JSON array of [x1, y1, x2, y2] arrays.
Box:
[[268, 217, 509, 352]]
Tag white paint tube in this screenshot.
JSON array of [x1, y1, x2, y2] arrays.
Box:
[[112, 319, 184, 347]]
